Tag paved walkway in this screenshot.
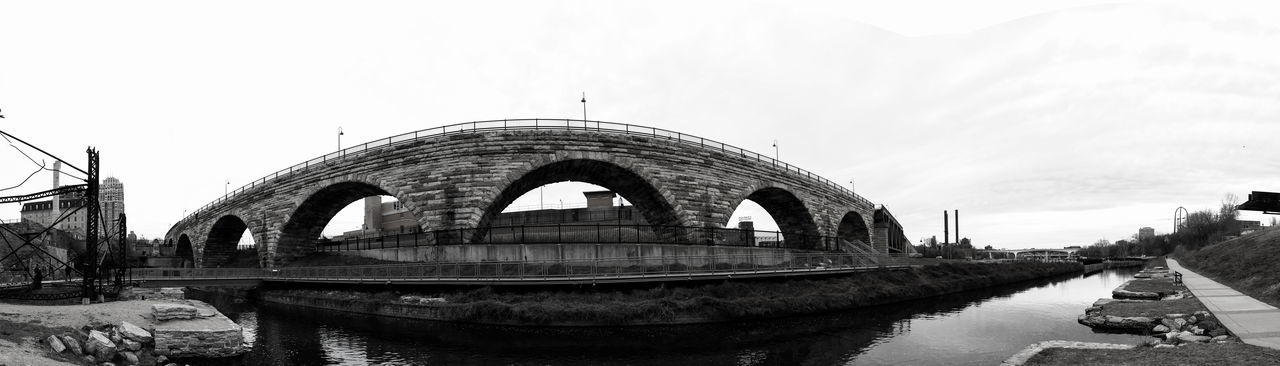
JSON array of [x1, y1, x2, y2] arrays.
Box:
[[1167, 259, 1280, 349]]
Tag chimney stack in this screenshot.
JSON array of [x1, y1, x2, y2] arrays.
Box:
[[944, 210, 949, 245]]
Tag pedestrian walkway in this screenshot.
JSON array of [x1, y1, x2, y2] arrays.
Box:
[[1167, 259, 1280, 349]]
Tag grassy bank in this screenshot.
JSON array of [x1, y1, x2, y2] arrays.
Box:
[[262, 261, 1080, 326], [1025, 342, 1280, 365], [1178, 226, 1280, 308]]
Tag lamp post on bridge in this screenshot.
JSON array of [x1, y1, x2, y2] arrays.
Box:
[[338, 127, 344, 151], [772, 140, 779, 160]]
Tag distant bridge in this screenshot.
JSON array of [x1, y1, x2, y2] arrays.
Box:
[[166, 119, 911, 268], [976, 247, 1081, 260]]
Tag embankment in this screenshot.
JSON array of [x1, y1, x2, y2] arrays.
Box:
[[257, 261, 1081, 326], [1178, 226, 1280, 308]]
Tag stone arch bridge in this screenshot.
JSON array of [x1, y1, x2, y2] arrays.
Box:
[[166, 119, 908, 267]]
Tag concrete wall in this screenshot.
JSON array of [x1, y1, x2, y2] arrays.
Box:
[[166, 128, 880, 267], [348, 243, 802, 267]]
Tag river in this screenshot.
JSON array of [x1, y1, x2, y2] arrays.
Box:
[[181, 266, 1146, 365]]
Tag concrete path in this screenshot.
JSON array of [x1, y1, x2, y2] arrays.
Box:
[[1167, 259, 1280, 349]]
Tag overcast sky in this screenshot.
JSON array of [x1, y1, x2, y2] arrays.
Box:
[[2, 0, 1277, 249]]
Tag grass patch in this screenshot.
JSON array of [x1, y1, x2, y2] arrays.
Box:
[[1119, 278, 1181, 295], [266, 261, 1081, 325], [1179, 227, 1280, 308], [1025, 342, 1280, 365], [1095, 298, 1204, 318]]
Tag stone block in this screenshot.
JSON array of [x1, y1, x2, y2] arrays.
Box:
[[152, 303, 199, 321]]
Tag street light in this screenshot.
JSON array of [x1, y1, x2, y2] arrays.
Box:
[[224, 179, 229, 197], [338, 127, 344, 151], [772, 140, 779, 160]]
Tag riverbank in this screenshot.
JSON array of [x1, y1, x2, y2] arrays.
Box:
[[1013, 255, 1280, 365], [254, 261, 1081, 326]]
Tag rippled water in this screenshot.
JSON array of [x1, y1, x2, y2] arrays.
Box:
[[182, 267, 1146, 365]]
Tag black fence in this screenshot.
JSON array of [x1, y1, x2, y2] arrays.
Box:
[[317, 224, 842, 252]]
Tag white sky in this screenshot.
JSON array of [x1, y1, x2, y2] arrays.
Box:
[[2, 0, 1278, 249]]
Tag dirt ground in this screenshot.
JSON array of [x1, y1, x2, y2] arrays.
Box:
[[0, 298, 222, 365]]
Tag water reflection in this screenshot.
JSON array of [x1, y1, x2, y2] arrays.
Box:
[[183, 267, 1145, 365]]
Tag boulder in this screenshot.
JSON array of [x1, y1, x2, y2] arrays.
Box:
[[1152, 325, 1170, 333], [1154, 344, 1175, 349], [82, 355, 97, 364], [1187, 315, 1198, 324], [1191, 326, 1205, 335], [60, 335, 83, 355], [156, 355, 168, 364], [1211, 335, 1229, 342], [1160, 318, 1179, 330], [87, 329, 118, 361], [119, 321, 153, 343], [119, 350, 139, 365], [1174, 318, 1187, 329], [46, 335, 66, 353]]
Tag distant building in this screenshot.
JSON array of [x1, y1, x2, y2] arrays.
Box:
[[1138, 227, 1155, 240], [16, 167, 126, 238], [101, 177, 126, 226]]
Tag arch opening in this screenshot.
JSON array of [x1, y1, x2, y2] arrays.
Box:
[[837, 211, 872, 252], [277, 182, 421, 266], [727, 187, 822, 249], [175, 234, 195, 268], [471, 159, 681, 244], [202, 215, 260, 268]]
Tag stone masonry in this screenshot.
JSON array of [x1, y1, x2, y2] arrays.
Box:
[[166, 127, 881, 267]]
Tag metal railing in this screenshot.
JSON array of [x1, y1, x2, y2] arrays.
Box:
[[175, 119, 873, 227], [133, 252, 910, 283], [317, 223, 843, 252]]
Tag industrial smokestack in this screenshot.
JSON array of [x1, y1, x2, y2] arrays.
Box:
[[955, 209, 959, 245], [944, 210, 949, 245]]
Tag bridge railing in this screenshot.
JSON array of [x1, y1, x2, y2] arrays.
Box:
[[132, 252, 912, 282], [176, 119, 873, 228], [317, 223, 846, 252]]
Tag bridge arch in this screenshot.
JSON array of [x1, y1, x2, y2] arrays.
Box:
[[202, 215, 253, 267], [836, 211, 871, 246], [724, 184, 822, 249], [275, 179, 416, 265], [470, 158, 684, 243], [175, 234, 195, 268]]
